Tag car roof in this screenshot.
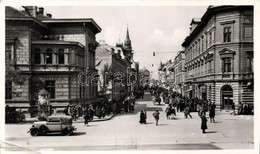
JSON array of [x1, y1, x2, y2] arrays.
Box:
[[47, 115, 72, 120]]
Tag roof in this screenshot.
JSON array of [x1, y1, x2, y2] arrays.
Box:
[[182, 5, 253, 47], [42, 18, 102, 33], [32, 40, 85, 48], [5, 6, 30, 18], [5, 6, 48, 29]]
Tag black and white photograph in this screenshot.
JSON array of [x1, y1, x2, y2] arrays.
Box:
[[0, 1, 259, 154]]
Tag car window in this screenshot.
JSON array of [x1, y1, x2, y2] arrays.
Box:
[[61, 118, 69, 124], [48, 118, 60, 122]]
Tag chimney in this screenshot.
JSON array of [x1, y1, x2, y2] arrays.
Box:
[[46, 13, 52, 18], [38, 7, 44, 15], [24, 6, 37, 17]]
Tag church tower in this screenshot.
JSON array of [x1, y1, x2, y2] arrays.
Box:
[[124, 26, 133, 61]]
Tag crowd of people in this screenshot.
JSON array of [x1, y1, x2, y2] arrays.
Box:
[[145, 85, 254, 133], [62, 89, 144, 125]]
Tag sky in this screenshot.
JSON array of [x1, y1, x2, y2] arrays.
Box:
[[20, 5, 209, 79]]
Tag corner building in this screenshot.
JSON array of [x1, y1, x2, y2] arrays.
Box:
[[182, 6, 253, 110], [5, 6, 101, 111]]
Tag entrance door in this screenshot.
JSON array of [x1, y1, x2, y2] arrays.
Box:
[[221, 85, 233, 110]]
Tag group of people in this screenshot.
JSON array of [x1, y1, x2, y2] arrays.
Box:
[[142, 86, 219, 133], [62, 91, 142, 126]]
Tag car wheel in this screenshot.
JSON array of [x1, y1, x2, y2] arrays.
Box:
[[62, 128, 71, 136], [39, 125, 48, 133], [30, 129, 39, 136]]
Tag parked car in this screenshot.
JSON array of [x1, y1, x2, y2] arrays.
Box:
[[28, 115, 76, 136]]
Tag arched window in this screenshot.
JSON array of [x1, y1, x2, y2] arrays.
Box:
[[58, 49, 64, 64], [46, 49, 52, 64], [34, 48, 41, 64]]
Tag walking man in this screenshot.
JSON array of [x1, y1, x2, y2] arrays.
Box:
[[201, 112, 208, 134], [153, 110, 160, 126], [209, 102, 216, 123], [184, 106, 192, 118]]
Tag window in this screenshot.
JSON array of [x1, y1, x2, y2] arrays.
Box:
[[244, 26, 253, 38], [223, 57, 231, 73], [223, 27, 231, 42], [201, 36, 204, 52], [247, 54, 253, 72], [46, 49, 53, 64], [209, 32, 212, 45], [45, 80, 55, 98], [205, 33, 208, 49], [198, 40, 200, 55], [5, 81, 12, 99], [58, 49, 65, 64], [34, 48, 41, 64]]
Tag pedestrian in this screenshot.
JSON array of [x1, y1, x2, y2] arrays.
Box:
[[165, 104, 172, 119], [201, 112, 208, 134], [170, 107, 176, 119], [139, 110, 146, 124], [84, 108, 90, 126], [184, 106, 192, 118], [153, 110, 160, 126], [230, 102, 236, 115], [209, 102, 216, 123]]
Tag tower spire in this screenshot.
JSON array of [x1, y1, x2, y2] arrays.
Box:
[[126, 25, 130, 41], [124, 25, 132, 48]]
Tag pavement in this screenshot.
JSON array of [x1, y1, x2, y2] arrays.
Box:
[[3, 92, 255, 152]]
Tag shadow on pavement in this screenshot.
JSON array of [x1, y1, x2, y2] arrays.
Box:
[[83, 124, 97, 127], [71, 132, 87, 136], [158, 124, 168, 126], [144, 122, 154, 125], [213, 121, 222, 123], [205, 131, 218, 134], [145, 107, 163, 112]]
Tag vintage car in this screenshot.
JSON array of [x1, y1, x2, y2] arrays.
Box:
[[28, 115, 76, 136]]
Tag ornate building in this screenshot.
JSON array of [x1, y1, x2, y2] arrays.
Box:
[[5, 6, 101, 112], [95, 27, 136, 100], [182, 6, 253, 110]]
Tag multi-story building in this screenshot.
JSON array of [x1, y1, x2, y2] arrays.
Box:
[[95, 43, 130, 101], [173, 51, 185, 96], [158, 60, 174, 88], [182, 6, 253, 110], [5, 6, 101, 112], [95, 27, 135, 100], [139, 67, 150, 89]]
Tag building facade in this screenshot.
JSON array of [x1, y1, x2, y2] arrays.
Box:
[[5, 6, 101, 111], [173, 51, 185, 96], [95, 44, 130, 101], [182, 6, 253, 109]]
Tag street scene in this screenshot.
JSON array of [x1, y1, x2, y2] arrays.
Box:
[[4, 93, 254, 151], [3, 4, 256, 153]]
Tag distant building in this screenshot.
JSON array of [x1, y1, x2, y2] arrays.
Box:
[[158, 60, 174, 88], [95, 27, 137, 99], [182, 6, 253, 109], [139, 68, 150, 88], [95, 43, 130, 101], [5, 6, 101, 111], [173, 51, 185, 96]]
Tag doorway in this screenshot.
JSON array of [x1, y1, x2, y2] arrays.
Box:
[[221, 85, 233, 110]]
